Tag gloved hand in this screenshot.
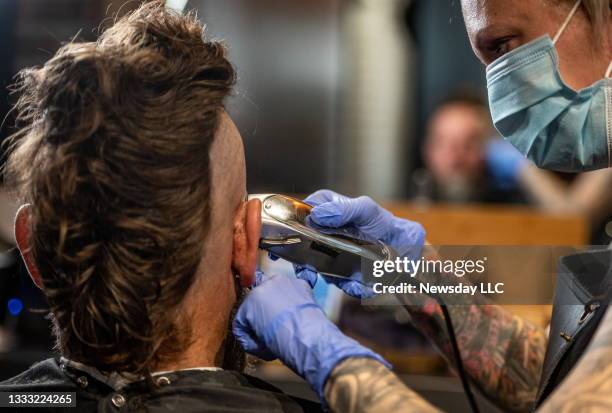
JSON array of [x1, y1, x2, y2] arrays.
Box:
[[305, 190, 426, 258], [266, 251, 375, 298], [486, 139, 528, 189], [300, 190, 426, 298], [233, 271, 390, 399], [294, 264, 375, 299]]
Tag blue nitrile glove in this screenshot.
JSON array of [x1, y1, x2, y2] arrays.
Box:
[[232, 271, 390, 399], [267, 252, 376, 299], [305, 190, 426, 259], [486, 139, 528, 189], [294, 264, 375, 299], [302, 190, 426, 298]]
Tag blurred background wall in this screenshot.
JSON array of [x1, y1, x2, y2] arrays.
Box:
[[187, 0, 486, 198], [0, 0, 487, 197], [191, 0, 341, 195]]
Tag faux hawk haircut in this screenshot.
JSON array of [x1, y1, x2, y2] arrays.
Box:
[[5, 1, 236, 377]]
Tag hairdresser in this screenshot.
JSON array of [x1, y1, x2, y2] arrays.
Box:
[[233, 0, 612, 411]]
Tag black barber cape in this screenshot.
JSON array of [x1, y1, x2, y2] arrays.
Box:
[[0, 358, 322, 412], [535, 248, 612, 408]]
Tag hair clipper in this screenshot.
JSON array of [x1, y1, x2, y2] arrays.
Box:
[[249, 194, 397, 280]]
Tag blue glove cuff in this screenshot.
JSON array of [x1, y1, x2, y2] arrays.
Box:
[[262, 304, 391, 402]]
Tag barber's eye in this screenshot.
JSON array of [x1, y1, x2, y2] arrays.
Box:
[[492, 41, 510, 58], [488, 37, 514, 60], [495, 45, 507, 56]]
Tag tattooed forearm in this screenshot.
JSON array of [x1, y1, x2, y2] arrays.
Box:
[[325, 357, 441, 413], [389, 247, 547, 412], [402, 301, 547, 412], [538, 307, 612, 413]]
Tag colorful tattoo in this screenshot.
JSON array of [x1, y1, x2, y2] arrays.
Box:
[[401, 299, 547, 412]]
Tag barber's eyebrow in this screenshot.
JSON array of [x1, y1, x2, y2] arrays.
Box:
[[473, 26, 519, 62], [474, 27, 502, 50]]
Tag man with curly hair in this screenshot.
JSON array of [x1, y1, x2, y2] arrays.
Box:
[[0, 2, 332, 411]]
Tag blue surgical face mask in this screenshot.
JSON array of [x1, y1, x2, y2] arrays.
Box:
[[486, 0, 612, 172]]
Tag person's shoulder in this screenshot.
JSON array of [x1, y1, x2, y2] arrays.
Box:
[[241, 373, 323, 413], [0, 358, 66, 389], [127, 369, 323, 413]]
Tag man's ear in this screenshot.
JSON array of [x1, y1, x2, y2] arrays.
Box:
[[15, 204, 43, 290], [232, 198, 261, 287]]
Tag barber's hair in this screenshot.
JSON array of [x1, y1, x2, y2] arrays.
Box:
[[562, 0, 611, 42], [583, 0, 610, 37], [5, 1, 235, 375]]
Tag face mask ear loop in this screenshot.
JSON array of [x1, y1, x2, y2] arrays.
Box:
[[553, 0, 582, 45], [605, 61, 612, 78]]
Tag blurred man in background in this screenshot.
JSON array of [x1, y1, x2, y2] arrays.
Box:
[[414, 93, 526, 204]]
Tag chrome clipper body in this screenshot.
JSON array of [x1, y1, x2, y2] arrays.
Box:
[[249, 194, 397, 280]]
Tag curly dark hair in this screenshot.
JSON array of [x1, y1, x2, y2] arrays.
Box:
[[5, 1, 236, 376]]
